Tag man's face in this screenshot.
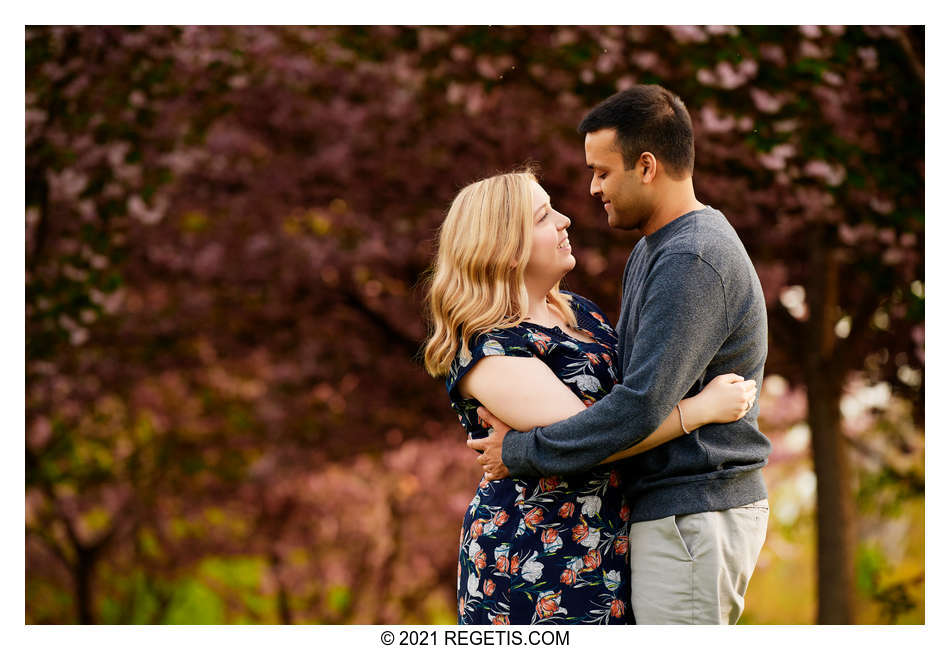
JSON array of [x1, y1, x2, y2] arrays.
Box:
[[584, 128, 651, 230]]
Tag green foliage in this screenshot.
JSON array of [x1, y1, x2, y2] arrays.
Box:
[[857, 543, 888, 596], [164, 579, 226, 624], [326, 585, 351, 616], [856, 542, 923, 624]]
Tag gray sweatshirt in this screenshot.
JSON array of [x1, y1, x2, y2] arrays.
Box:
[[502, 207, 771, 523]]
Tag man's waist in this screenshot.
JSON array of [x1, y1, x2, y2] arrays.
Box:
[[622, 465, 767, 523]]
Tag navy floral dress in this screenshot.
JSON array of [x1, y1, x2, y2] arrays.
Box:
[[446, 292, 632, 625]]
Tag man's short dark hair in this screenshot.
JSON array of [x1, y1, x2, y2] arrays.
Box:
[[578, 85, 695, 179]]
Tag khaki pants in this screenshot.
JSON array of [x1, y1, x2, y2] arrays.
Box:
[[628, 499, 769, 624]]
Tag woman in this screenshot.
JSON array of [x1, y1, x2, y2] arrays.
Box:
[[423, 171, 755, 624]]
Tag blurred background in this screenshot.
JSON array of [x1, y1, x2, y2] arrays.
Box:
[[25, 25, 923, 624]]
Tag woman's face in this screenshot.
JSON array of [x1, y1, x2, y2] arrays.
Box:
[[524, 181, 575, 290]]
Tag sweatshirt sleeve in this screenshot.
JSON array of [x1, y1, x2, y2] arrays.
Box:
[[501, 252, 730, 477]]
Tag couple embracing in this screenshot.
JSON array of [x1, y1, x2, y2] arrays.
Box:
[[423, 85, 771, 625]]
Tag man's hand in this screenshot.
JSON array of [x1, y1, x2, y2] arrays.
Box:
[[466, 407, 514, 480]]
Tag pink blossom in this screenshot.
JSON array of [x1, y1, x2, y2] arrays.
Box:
[[858, 47, 878, 70], [631, 51, 659, 70], [804, 160, 846, 186], [822, 70, 844, 87], [696, 68, 717, 86], [800, 41, 825, 59], [878, 228, 897, 244], [883, 248, 903, 265], [759, 143, 796, 171], [715, 61, 746, 89], [759, 44, 787, 66], [700, 105, 736, 133], [870, 197, 895, 215], [667, 25, 708, 43], [127, 194, 167, 225], [46, 168, 88, 202], [706, 25, 739, 37], [838, 224, 860, 246], [750, 88, 783, 114]]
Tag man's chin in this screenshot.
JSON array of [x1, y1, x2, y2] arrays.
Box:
[[607, 210, 639, 231]]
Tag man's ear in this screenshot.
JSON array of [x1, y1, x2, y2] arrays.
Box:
[[640, 152, 658, 183]]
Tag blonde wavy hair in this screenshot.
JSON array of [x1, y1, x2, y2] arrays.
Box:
[[423, 171, 576, 378]]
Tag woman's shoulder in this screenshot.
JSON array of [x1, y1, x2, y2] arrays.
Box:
[[445, 325, 536, 394], [468, 326, 535, 359]]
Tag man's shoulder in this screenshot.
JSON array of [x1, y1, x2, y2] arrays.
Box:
[[664, 209, 751, 270], [625, 208, 749, 285]]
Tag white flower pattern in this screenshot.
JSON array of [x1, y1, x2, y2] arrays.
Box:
[[563, 374, 602, 393], [467, 572, 481, 597], [578, 495, 602, 517], [520, 551, 544, 583]]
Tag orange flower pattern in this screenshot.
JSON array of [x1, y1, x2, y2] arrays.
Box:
[[583, 549, 602, 571], [448, 292, 631, 625], [524, 507, 545, 531], [572, 520, 590, 544], [610, 599, 625, 619], [474, 550, 488, 571], [613, 535, 629, 556], [539, 477, 560, 492], [535, 591, 565, 620]]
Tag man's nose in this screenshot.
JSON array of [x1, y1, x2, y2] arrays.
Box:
[[590, 176, 601, 198]]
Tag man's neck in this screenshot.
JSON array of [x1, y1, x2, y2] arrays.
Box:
[[641, 181, 706, 236]]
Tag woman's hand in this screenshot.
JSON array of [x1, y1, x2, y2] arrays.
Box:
[[599, 373, 757, 464], [682, 373, 756, 430]]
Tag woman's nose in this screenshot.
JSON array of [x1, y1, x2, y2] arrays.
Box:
[[558, 213, 571, 229]]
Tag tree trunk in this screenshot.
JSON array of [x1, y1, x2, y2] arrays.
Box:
[[269, 550, 294, 624], [806, 227, 856, 624], [75, 547, 97, 624], [807, 375, 856, 623]]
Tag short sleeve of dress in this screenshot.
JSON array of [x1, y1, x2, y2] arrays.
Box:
[[445, 327, 535, 403]]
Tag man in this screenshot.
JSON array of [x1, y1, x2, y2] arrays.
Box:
[[468, 85, 771, 625]]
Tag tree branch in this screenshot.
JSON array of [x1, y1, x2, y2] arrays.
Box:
[[896, 27, 924, 84]]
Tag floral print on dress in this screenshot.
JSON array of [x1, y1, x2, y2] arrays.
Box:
[[447, 292, 632, 625]]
